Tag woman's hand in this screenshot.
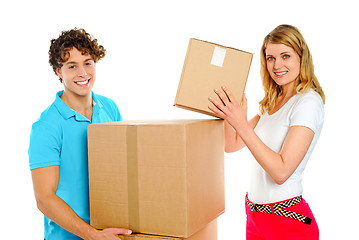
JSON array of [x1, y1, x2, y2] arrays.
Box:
[[208, 86, 249, 132]]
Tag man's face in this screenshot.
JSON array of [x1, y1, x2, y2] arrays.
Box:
[[56, 48, 96, 98]]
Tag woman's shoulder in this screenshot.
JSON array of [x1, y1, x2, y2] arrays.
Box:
[[292, 89, 324, 115], [290, 89, 325, 122], [295, 89, 324, 106]]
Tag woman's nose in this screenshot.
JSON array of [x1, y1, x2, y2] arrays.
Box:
[[273, 59, 283, 70]]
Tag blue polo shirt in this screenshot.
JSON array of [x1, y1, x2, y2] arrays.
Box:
[[28, 91, 122, 240]]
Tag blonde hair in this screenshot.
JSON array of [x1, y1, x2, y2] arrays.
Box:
[[259, 24, 325, 114]]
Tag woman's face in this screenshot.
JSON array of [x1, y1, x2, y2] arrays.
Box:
[[265, 43, 301, 89]]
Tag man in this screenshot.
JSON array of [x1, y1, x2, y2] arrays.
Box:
[[29, 28, 132, 239]]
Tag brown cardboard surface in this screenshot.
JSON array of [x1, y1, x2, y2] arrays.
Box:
[[175, 38, 253, 117], [88, 120, 224, 238], [119, 219, 217, 240]]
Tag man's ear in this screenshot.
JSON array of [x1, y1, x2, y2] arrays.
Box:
[[55, 68, 63, 82]]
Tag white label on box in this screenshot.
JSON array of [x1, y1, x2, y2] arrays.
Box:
[[211, 46, 226, 67]]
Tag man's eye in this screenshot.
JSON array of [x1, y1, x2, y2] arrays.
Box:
[[85, 60, 95, 66], [69, 65, 76, 69]]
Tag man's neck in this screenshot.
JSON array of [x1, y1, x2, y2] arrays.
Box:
[[61, 90, 93, 120]]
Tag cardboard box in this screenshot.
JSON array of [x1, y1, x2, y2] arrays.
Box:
[[119, 219, 217, 240], [175, 38, 253, 117], [88, 119, 224, 238]]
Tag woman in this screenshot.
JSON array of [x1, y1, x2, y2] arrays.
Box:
[[208, 24, 325, 239]]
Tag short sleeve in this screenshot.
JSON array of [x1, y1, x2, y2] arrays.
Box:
[[28, 121, 62, 170], [95, 94, 123, 122], [112, 101, 122, 121], [289, 93, 324, 133], [106, 97, 122, 121]]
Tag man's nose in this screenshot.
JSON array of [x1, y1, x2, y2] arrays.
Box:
[[77, 66, 88, 77]]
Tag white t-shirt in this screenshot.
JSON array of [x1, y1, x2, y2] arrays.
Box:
[[248, 89, 324, 204]]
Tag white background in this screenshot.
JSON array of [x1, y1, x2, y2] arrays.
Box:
[[1, 0, 358, 239]]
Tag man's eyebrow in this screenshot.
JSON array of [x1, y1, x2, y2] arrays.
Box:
[[64, 58, 94, 65], [64, 61, 77, 65]]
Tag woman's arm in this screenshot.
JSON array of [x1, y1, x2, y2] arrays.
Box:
[[224, 115, 260, 153], [209, 86, 314, 184], [236, 124, 314, 184]]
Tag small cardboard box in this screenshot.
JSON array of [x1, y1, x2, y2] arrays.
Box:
[[119, 219, 217, 240], [175, 38, 253, 117], [88, 119, 224, 238]]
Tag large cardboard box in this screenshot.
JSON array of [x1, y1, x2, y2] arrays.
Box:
[[88, 119, 224, 238], [175, 38, 253, 117], [119, 219, 217, 240]]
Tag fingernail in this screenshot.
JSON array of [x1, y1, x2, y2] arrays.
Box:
[[128, 230, 132, 234], [214, 89, 218, 92]]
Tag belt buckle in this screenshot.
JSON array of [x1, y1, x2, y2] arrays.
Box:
[[253, 204, 259, 212]]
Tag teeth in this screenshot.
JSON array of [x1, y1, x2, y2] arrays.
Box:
[[76, 79, 89, 85], [275, 71, 287, 76]]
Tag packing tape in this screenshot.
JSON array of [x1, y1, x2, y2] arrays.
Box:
[[127, 125, 140, 230], [211, 46, 226, 67]]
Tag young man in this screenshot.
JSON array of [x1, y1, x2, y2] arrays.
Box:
[[28, 28, 132, 240]]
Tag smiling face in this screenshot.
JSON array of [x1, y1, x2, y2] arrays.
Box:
[[55, 48, 96, 98], [265, 43, 301, 89]]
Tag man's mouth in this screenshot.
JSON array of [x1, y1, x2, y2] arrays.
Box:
[[75, 79, 90, 85]]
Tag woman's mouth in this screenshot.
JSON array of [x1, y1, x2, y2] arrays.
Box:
[[274, 71, 288, 76]]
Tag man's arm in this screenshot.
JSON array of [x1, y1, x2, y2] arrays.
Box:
[[31, 166, 131, 240]]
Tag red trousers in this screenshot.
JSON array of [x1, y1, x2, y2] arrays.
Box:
[[245, 196, 319, 240]]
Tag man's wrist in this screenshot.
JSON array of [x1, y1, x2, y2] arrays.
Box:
[[81, 225, 101, 240]]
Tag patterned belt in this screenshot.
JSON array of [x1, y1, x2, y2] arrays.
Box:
[[246, 195, 312, 225]]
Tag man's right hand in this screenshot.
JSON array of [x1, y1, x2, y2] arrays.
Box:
[[90, 228, 132, 240]]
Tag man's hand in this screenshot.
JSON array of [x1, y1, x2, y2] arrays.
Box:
[[89, 228, 132, 240]]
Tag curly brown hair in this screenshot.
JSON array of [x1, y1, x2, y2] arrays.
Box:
[[49, 28, 106, 82]]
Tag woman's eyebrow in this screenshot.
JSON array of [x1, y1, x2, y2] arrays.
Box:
[[266, 51, 291, 56]]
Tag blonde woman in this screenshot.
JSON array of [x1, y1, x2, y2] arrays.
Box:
[[208, 25, 324, 239]]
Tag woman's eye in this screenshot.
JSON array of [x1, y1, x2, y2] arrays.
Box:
[[69, 65, 76, 69], [283, 54, 290, 59], [266, 57, 274, 61]]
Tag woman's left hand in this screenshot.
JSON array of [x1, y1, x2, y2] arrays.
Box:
[[208, 86, 249, 132]]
